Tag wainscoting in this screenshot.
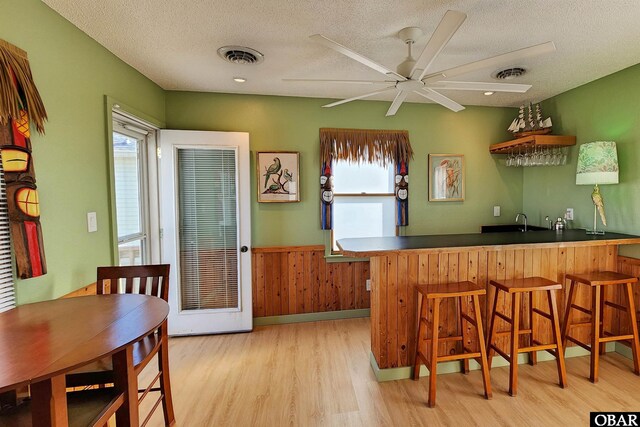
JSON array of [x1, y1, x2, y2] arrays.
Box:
[[251, 246, 370, 318], [369, 245, 622, 369]]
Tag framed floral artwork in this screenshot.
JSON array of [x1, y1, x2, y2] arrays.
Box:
[[256, 151, 300, 202], [428, 154, 465, 202]]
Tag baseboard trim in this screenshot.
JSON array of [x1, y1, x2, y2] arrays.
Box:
[[615, 342, 633, 359], [253, 309, 370, 326], [370, 343, 615, 382]]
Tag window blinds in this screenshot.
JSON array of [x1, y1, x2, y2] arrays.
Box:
[[177, 148, 239, 311], [0, 157, 15, 312]]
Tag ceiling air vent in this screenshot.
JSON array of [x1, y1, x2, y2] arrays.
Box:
[[493, 67, 527, 80], [217, 46, 264, 65]]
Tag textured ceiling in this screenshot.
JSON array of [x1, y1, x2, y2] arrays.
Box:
[[43, 0, 640, 109]]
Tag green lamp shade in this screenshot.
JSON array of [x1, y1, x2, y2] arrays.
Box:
[[576, 141, 619, 185]]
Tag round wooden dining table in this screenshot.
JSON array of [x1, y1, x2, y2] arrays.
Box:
[[0, 294, 169, 426]]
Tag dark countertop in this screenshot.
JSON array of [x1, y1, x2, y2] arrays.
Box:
[[337, 230, 640, 257]]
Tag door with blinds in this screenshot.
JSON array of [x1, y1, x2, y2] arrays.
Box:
[[159, 130, 251, 335]]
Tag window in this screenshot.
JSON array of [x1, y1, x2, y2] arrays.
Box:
[[0, 157, 14, 312], [331, 160, 397, 252], [112, 122, 150, 266]]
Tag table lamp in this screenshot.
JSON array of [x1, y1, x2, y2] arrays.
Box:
[[575, 141, 619, 235]]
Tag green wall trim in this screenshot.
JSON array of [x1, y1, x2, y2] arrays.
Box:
[[253, 308, 370, 326], [615, 342, 633, 360], [370, 344, 613, 382]]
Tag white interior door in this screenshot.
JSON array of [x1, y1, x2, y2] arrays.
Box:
[[159, 130, 251, 335]]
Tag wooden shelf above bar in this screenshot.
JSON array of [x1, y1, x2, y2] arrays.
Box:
[[489, 134, 576, 154]]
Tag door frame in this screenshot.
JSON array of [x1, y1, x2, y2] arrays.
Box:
[[159, 130, 252, 335]]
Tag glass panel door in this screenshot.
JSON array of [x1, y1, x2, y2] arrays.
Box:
[[160, 129, 252, 335], [177, 148, 239, 311]]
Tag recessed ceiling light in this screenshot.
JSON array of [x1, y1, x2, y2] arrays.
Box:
[[233, 77, 247, 83], [484, 91, 494, 96]]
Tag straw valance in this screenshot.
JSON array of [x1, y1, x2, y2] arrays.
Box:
[[319, 128, 413, 167], [319, 128, 412, 230], [0, 39, 47, 134]]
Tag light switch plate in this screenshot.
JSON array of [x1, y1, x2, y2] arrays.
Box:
[[87, 212, 97, 233], [565, 208, 574, 221], [493, 206, 501, 217]]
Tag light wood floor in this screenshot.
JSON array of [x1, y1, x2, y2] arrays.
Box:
[[139, 318, 640, 426]]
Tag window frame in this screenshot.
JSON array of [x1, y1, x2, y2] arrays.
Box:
[[110, 109, 161, 266], [330, 161, 398, 255], [112, 123, 149, 265]]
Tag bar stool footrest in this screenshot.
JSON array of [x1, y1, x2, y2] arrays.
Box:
[[437, 352, 482, 363], [518, 343, 558, 353], [599, 334, 634, 343], [489, 344, 511, 362], [566, 335, 591, 351], [604, 301, 628, 312], [495, 329, 532, 337], [495, 311, 512, 324], [532, 308, 552, 320], [570, 304, 592, 315]]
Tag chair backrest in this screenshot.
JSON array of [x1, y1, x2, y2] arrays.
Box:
[[96, 264, 170, 302]]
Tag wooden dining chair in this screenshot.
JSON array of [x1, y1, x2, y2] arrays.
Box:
[[66, 264, 175, 427]]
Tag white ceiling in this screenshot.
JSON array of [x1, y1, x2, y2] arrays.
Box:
[[43, 0, 640, 109]]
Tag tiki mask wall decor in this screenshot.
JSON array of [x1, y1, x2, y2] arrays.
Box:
[[0, 40, 48, 279]]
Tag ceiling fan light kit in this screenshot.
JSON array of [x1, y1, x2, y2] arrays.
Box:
[[286, 10, 556, 116]]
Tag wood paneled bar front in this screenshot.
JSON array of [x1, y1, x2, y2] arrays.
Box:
[[338, 231, 640, 371]]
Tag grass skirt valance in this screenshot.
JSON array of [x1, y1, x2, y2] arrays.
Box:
[[0, 39, 47, 134], [320, 128, 413, 166]]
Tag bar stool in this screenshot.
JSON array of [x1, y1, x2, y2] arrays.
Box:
[[412, 281, 492, 407], [561, 272, 640, 382], [486, 277, 567, 396]]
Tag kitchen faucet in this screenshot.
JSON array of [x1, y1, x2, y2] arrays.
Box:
[[515, 213, 528, 232]]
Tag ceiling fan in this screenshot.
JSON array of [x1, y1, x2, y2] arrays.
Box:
[[284, 10, 556, 116]]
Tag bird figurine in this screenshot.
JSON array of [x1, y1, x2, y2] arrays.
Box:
[[263, 157, 281, 189], [283, 168, 293, 182], [591, 184, 607, 226]]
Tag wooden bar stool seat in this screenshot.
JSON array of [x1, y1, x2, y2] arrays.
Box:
[[486, 277, 567, 396], [561, 272, 640, 383], [412, 281, 492, 407]]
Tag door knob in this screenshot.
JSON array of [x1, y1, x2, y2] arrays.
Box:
[[240, 246, 248, 253]]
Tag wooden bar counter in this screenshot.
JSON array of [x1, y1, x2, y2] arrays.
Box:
[[338, 230, 640, 371]]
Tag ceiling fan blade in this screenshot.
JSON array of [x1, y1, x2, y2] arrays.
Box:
[[428, 81, 532, 93], [411, 10, 467, 80], [423, 41, 556, 83], [386, 91, 408, 116], [310, 34, 406, 81], [414, 88, 465, 112], [322, 86, 397, 108], [283, 78, 393, 85]]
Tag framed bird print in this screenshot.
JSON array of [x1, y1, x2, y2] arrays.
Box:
[[428, 154, 465, 202], [256, 151, 300, 202]]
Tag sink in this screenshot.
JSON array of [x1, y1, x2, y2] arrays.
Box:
[[481, 224, 549, 233]]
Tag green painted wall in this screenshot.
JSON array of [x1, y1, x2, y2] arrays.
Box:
[[523, 63, 640, 257], [165, 92, 522, 247], [1, 0, 166, 303]]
